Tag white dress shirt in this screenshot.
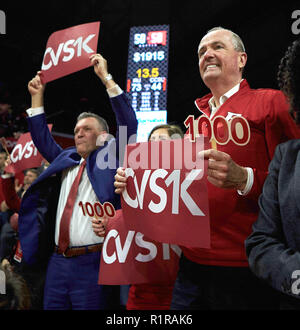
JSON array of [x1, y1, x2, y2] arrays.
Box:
[[55, 160, 103, 246], [26, 84, 122, 246]]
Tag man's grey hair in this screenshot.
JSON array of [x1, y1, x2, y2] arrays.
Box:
[[206, 26, 246, 53], [76, 112, 109, 133]]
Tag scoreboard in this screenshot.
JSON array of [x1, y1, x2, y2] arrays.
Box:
[[126, 25, 170, 141]]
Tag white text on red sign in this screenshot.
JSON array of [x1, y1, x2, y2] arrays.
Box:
[[42, 34, 96, 71], [103, 229, 181, 264], [10, 141, 38, 163], [123, 168, 205, 216]]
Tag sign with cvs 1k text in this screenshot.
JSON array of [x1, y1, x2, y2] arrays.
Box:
[[41, 22, 100, 83], [121, 136, 211, 248]]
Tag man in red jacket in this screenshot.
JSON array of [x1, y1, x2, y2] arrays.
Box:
[[114, 26, 300, 309], [169, 27, 300, 310]]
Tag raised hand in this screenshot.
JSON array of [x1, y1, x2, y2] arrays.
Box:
[[28, 71, 45, 96], [90, 53, 115, 88], [28, 71, 46, 108]]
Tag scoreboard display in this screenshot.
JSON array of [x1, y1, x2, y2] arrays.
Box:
[[126, 25, 170, 141]]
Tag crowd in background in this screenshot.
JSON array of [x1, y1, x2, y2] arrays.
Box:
[[1, 29, 300, 311]]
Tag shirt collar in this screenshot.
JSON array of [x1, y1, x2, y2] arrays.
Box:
[[208, 79, 243, 115]]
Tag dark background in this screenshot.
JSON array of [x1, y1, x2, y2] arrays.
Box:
[[0, 0, 299, 137]]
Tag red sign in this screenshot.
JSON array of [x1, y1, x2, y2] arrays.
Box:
[[147, 31, 167, 45], [5, 125, 52, 174], [98, 210, 181, 285], [41, 22, 100, 83], [0, 136, 17, 153], [121, 137, 211, 248], [52, 131, 75, 149]]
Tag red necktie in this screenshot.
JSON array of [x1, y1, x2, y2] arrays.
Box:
[[58, 160, 86, 253]]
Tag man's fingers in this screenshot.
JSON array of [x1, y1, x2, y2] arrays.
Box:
[[114, 171, 127, 193], [90, 53, 106, 67], [91, 218, 107, 237], [207, 175, 224, 188], [115, 187, 125, 194], [197, 149, 209, 160], [117, 166, 125, 175], [198, 149, 230, 162], [90, 56, 99, 66], [207, 158, 229, 172], [92, 217, 109, 228], [114, 175, 127, 185], [114, 167, 128, 193], [207, 167, 227, 181], [29, 76, 41, 89]]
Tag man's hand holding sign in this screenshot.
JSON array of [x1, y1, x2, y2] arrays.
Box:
[[199, 148, 248, 190], [115, 136, 211, 248]]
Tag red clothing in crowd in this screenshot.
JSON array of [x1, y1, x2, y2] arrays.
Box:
[[182, 80, 300, 267], [1, 176, 22, 211], [127, 283, 174, 310]]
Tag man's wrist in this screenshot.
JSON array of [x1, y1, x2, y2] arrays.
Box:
[[103, 73, 113, 82], [31, 94, 44, 108], [237, 167, 253, 196], [237, 167, 248, 191], [104, 79, 117, 89], [106, 84, 122, 98]]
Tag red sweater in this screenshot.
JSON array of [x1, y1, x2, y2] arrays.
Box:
[[182, 80, 300, 267], [126, 283, 174, 310]]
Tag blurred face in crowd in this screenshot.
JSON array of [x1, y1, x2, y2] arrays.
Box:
[[74, 117, 104, 159], [23, 170, 38, 190], [149, 128, 171, 141], [198, 29, 247, 90]]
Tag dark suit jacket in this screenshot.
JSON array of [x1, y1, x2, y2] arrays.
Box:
[[19, 92, 137, 265], [246, 139, 300, 299]]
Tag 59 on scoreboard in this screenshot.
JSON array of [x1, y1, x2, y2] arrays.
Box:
[[126, 25, 170, 141]]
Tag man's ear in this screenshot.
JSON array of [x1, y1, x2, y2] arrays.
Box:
[[239, 52, 247, 71], [96, 132, 109, 147]]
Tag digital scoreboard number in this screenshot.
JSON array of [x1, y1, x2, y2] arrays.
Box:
[[126, 25, 170, 141]]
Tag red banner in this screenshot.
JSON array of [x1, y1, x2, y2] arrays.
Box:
[[98, 210, 181, 285], [5, 125, 52, 174], [121, 137, 211, 248], [2, 137, 17, 152], [52, 131, 75, 149], [41, 22, 100, 83]]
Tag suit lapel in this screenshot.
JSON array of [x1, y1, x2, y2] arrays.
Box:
[[32, 148, 81, 188], [294, 153, 300, 215]]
